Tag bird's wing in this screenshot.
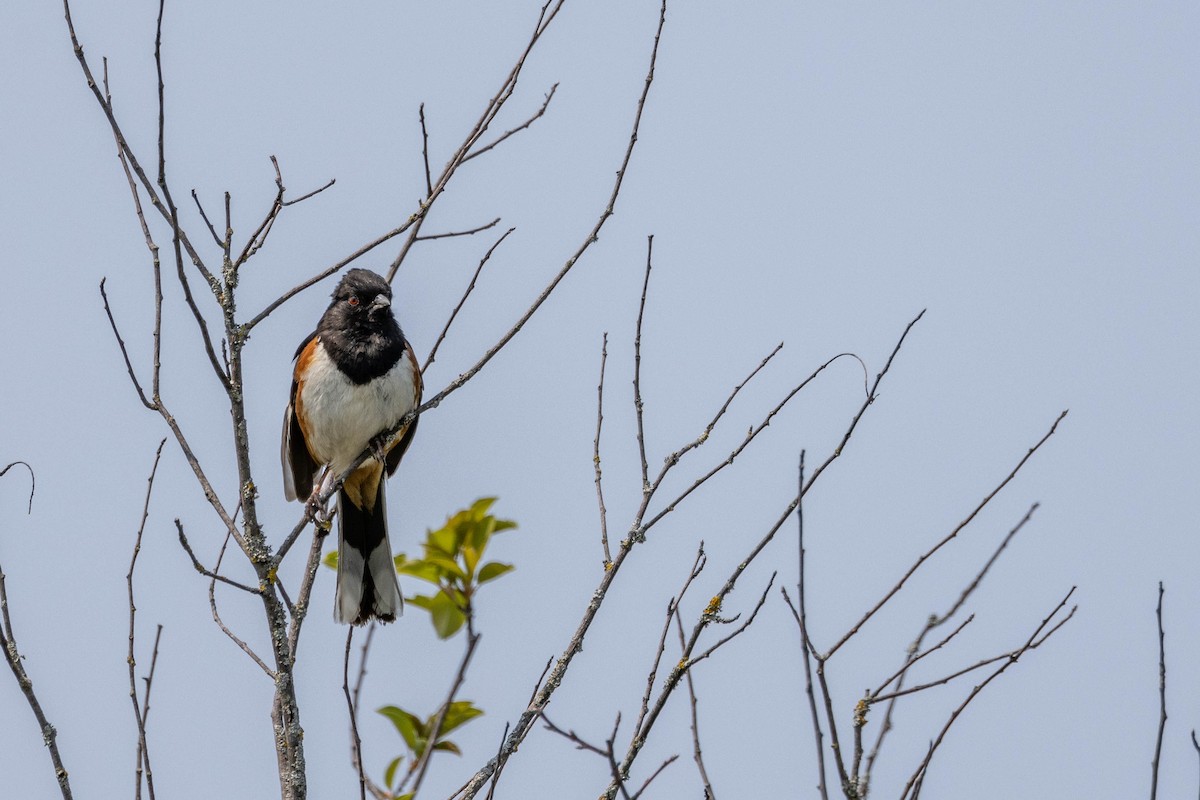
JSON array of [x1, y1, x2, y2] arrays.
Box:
[[283, 332, 321, 501]]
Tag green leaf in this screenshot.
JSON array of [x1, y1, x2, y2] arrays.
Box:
[[477, 561, 515, 584], [411, 593, 466, 639], [432, 740, 462, 755], [377, 706, 424, 753], [383, 755, 403, 790], [461, 540, 482, 580], [491, 518, 518, 533], [322, 549, 338, 569], [429, 523, 460, 558], [469, 497, 498, 517], [394, 557, 444, 584], [438, 700, 484, 735], [396, 794, 415, 800], [425, 554, 468, 582], [428, 591, 466, 639]]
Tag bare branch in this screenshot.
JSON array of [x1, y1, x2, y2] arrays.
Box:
[[175, 521, 262, 595], [343, 629, 367, 800], [633, 545, 706, 738], [192, 524, 274, 679], [191, 189, 224, 248], [1151, 582, 1167, 800], [898, 588, 1078, 800], [422, 227, 515, 374], [642, 350, 866, 535], [660, 341, 785, 471], [864, 502, 1039, 788], [629, 754, 678, 800], [419, 103, 434, 198], [675, 612, 715, 799], [282, 177, 336, 208], [822, 409, 1068, 661], [633, 236, 653, 493], [344, 624, 389, 800], [415, 217, 502, 243], [285, 528, 330, 660], [870, 615, 976, 699], [0, 466, 73, 799], [542, 714, 609, 758], [1191, 730, 1199, 800], [791, 450, 828, 799], [405, 626, 482, 797], [688, 574, 775, 668], [0, 461, 35, 513], [594, 333, 612, 566], [100, 278, 155, 410], [128, 439, 166, 800], [801, 310, 925, 494], [483, 721, 512, 800], [463, 83, 559, 163]]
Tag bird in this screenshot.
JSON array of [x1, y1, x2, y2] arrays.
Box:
[[282, 268, 421, 625]]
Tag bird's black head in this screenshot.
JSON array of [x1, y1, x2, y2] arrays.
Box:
[[317, 269, 406, 383], [326, 268, 396, 328]]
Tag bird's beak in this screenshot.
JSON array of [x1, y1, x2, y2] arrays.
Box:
[[369, 295, 392, 313]]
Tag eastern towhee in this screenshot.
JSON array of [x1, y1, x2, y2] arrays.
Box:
[[282, 268, 422, 625]]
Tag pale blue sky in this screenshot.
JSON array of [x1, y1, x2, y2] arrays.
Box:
[[2, 2, 1198, 798]]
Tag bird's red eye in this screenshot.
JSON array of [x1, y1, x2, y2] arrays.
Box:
[[348, 296, 360, 307]]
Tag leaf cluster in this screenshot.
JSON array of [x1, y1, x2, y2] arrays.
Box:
[[395, 497, 517, 638], [377, 701, 485, 796]]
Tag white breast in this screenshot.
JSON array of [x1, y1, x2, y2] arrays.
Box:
[[299, 340, 418, 475]]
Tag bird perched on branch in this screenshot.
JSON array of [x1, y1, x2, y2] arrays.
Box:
[[282, 268, 421, 625]]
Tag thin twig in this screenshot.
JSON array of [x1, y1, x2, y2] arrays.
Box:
[[863, 503, 1039, 789], [594, 333, 612, 566], [783, 449, 829, 800], [483, 722, 511, 800], [414, 217, 501, 242], [343, 628, 367, 800], [0, 465, 73, 800], [345, 624, 389, 800], [138, 625, 163, 800], [642, 351, 866, 535], [191, 189, 224, 248], [823, 410, 1068, 661], [801, 311, 925, 496], [195, 524, 274, 678], [403, 623, 483, 798], [659, 341, 786, 470], [99, 278, 154, 410], [419, 103, 433, 198], [606, 715, 633, 800], [632, 546, 705, 738], [870, 615, 976, 698], [282, 177, 336, 207], [128, 440, 166, 800], [1151, 582, 1167, 800], [0, 461, 35, 513], [633, 235, 653, 493], [630, 754, 679, 800], [675, 612, 715, 798], [898, 588, 1078, 800], [1190, 730, 1199, 800], [175, 522, 262, 595], [463, 82, 559, 162], [422, 227, 515, 374]]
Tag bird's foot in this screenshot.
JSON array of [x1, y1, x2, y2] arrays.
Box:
[[369, 432, 391, 464]]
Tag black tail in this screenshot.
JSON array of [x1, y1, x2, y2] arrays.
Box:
[[335, 482, 402, 625]]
